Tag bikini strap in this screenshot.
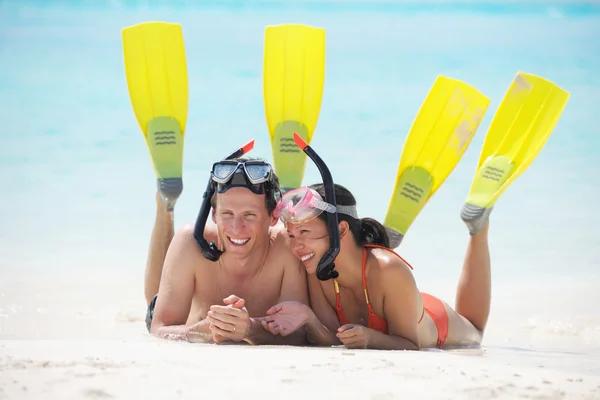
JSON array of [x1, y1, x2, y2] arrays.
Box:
[[333, 279, 344, 313], [361, 247, 370, 305]]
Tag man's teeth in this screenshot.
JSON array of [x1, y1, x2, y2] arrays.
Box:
[[229, 237, 250, 245], [301, 253, 315, 262]]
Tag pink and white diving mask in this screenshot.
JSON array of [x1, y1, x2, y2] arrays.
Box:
[[273, 186, 358, 224]]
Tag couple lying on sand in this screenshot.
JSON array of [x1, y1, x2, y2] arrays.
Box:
[[143, 140, 492, 351]]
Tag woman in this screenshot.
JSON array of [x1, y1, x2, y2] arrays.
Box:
[[259, 183, 491, 350]]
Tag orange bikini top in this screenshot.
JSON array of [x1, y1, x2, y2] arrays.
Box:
[[333, 244, 424, 334]]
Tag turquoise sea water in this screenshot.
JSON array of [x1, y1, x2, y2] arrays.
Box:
[[0, 1, 599, 346]]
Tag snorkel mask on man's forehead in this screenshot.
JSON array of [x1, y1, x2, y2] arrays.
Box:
[[193, 139, 280, 262]]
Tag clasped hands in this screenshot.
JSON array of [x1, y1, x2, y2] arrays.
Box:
[[207, 297, 373, 348], [205, 294, 252, 343]]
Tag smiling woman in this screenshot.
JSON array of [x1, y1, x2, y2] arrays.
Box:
[[257, 133, 492, 351], [264, 182, 490, 350]]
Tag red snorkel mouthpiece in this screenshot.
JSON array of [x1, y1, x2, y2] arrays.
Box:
[[240, 139, 255, 155], [293, 132, 308, 150]]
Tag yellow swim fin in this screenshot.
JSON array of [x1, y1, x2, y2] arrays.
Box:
[[122, 21, 188, 210], [461, 72, 570, 234], [384, 76, 491, 247], [263, 24, 326, 191]]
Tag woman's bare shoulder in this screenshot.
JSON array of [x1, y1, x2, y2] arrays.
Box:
[[370, 247, 417, 283]]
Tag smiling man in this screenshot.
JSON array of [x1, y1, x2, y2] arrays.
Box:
[[142, 154, 309, 345]]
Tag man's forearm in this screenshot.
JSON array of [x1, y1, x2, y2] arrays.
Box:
[[151, 319, 214, 343], [244, 318, 308, 346]]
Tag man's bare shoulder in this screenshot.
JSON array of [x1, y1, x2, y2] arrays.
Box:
[[269, 223, 300, 268], [173, 222, 218, 247], [167, 222, 215, 271], [171, 222, 196, 246], [269, 222, 288, 242], [198, 221, 219, 245]]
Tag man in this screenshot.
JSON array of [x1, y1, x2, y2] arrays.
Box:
[[143, 155, 309, 345]]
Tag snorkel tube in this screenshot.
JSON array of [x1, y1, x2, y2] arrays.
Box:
[[292, 133, 340, 281], [193, 139, 255, 261]]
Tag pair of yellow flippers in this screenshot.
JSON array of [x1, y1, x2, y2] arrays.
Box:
[[383, 73, 570, 246], [121, 22, 325, 198]]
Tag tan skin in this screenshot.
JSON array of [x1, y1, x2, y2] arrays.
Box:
[[145, 187, 309, 345], [259, 215, 491, 350]]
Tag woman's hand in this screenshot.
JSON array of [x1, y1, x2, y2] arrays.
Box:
[[336, 324, 374, 349], [257, 301, 312, 336]]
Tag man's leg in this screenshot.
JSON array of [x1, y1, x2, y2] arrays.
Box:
[[454, 221, 491, 333], [145, 192, 175, 305]]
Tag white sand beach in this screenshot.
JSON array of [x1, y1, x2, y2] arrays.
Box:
[[1, 339, 599, 400], [1, 270, 599, 399]]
